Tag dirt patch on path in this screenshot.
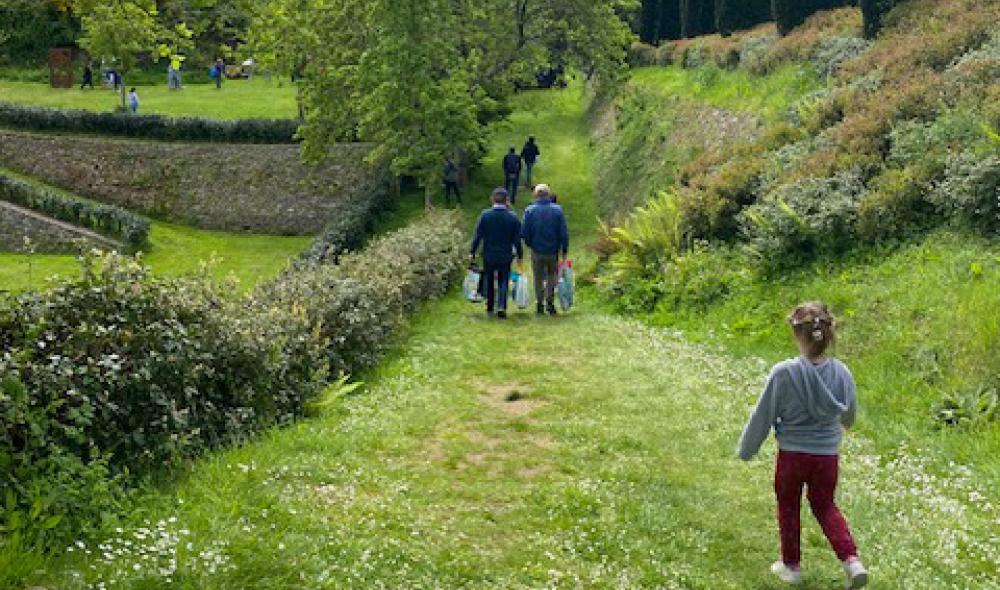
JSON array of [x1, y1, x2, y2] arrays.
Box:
[[477, 381, 546, 417]]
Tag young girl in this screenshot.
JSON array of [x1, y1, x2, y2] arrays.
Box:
[[738, 302, 868, 588]]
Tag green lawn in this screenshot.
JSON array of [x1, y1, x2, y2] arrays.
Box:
[[19, 84, 998, 590], [0, 222, 310, 293], [0, 77, 299, 120]]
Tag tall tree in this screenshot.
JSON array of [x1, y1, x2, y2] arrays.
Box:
[[680, 0, 714, 38], [716, 0, 771, 36], [253, 0, 635, 205], [639, 0, 660, 43], [658, 0, 682, 41], [75, 0, 192, 109], [860, 0, 896, 38]]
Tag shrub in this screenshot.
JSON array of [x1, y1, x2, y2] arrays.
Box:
[[857, 167, 936, 243], [655, 44, 678, 66], [739, 170, 866, 267], [0, 211, 465, 550], [934, 386, 999, 426], [628, 42, 658, 68], [739, 34, 779, 74], [930, 149, 1000, 235], [299, 169, 396, 263], [0, 172, 149, 250], [0, 102, 299, 144], [811, 36, 872, 78]]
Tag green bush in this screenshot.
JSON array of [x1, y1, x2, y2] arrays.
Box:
[[0, 172, 149, 250], [811, 36, 872, 77], [739, 170, 866, 267], [300, 170, 396, 263], [628, 42, 659, 67], [0, 102, 299, 144], [0, 211, 465, 550], [930, 150, 1000, 235]]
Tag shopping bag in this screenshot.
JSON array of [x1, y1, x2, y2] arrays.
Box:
[[511, 270, 531, 309], [557, 259, 574, 311], [463, 268, 484, 302]]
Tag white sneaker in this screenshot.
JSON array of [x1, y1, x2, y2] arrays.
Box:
[[771, 561, 802, 585], [843, 559, 869, 589]]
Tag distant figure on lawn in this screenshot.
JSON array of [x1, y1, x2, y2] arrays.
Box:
[[521, 136, 540, 188], [738, 302, 869, 589], [128, 88, 140, 114], [167, 56, 183, 90], [502, 146, 522, 204], [522, 183, 569, 315], [213, 58, 225, 89], [471, 188, 523, 319], [443, 156, 462, 206], [80, 64, 94, 90]]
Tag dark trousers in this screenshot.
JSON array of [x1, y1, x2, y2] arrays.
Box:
[[504, 173, 520, 204], [525, 162, 535, 187], [775, 451, 859, 566], [443, 181, 461, 204], [532, 253, 559, 307], [483, 258, 512, 313]]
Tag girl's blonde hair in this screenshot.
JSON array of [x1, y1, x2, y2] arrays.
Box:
[[788, 301, 836, 357]]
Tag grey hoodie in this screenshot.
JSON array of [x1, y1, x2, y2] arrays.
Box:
[[738, 356, 857, 460]]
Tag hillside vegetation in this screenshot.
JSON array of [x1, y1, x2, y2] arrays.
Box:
[[595, 0, 999, 474]]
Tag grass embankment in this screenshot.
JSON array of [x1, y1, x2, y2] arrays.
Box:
[[0, 77, 299, 120], [22, 85, 998, 590], [593, 64, 819, 219]]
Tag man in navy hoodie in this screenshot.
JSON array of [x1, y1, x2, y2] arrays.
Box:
[[522, 184, 569, 315], [471, 188, 524, 319]]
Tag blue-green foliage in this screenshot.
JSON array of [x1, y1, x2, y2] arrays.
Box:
[[0, 172, 149, 249]]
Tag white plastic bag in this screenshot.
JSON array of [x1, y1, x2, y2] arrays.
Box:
[[512, 270, 530, 309], [463, 268, 483, 302], [557, 260, 574, 311]]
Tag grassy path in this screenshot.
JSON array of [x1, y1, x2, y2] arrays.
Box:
[[33, 87, 999, 590]]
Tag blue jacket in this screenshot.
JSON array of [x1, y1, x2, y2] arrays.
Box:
[[503, 152, 522, 176], [472, 206, 523, 263], [522, 198, 569, 256]]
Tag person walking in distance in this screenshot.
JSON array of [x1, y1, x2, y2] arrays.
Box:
[[81, 64, 94, 90], [471, 188, 524, 319], [214, 58, 225, 90], [443, 155, 462, 206], [738, 302, 869, 589], [522, 184, 569, 315], [127, 88, 140, 114], [502, 146, 522, 205], [521, 136, 540, 188]]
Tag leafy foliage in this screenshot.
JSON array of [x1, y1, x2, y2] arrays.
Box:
[[0, 102, 299, 143], [0, 209, 464, 551], [0, 172, 149, 249], [255, 0, 635, 201]]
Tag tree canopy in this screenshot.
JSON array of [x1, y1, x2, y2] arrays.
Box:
[[249, 0, 636, 203]]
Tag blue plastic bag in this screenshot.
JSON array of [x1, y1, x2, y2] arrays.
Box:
[[557, 260, 574, 311]]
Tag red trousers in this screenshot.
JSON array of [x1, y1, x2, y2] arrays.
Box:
[[775, 450, 859, 565]]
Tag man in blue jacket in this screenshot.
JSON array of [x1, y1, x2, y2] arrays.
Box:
[[471, 188, 524, 319], [502, 146, 522, 204], [522, 184, 569, 315]]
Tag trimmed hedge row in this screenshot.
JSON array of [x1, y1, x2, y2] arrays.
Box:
[[0, 211, 465, 548], [0, 172, 150, 250], [301, 169, 397, 263], [0, 102, 300, 144]]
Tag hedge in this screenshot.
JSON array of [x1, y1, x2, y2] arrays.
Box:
[[0, 210, 465, 549], [0, 102, 300, 144], [300, 168, 397, 263], [0, 172, 150, 250]]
